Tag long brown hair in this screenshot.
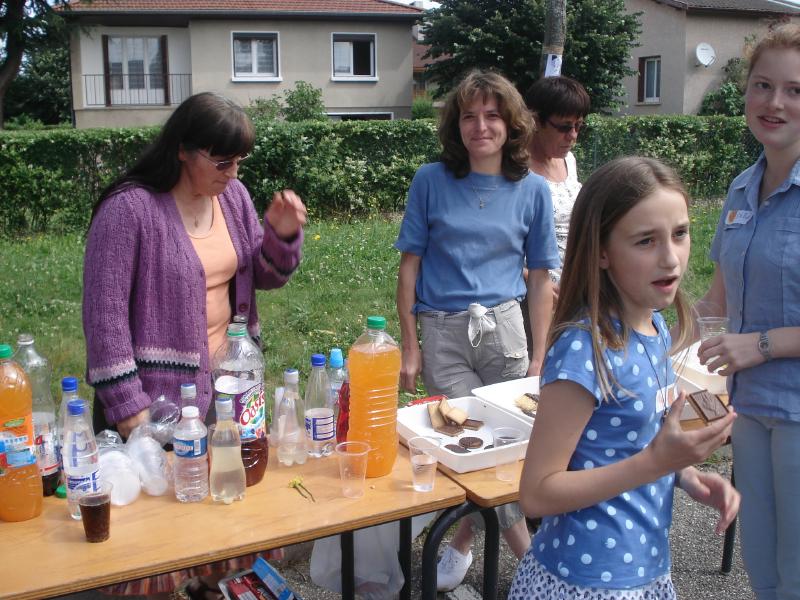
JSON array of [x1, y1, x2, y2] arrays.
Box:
[[550, 156, 693, 401], [438, 70, 533, 181]]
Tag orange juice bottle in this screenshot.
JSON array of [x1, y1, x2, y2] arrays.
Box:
[[347, 316, 401, 478], [0, 343, 43, 522]]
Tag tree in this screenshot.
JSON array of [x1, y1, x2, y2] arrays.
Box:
[[5, 16, 70, 125], [421, 0, 641, 112], [0, 1, 66, 129]]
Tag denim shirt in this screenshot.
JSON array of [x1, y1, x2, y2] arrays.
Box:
[[709, 153, 800, 421]]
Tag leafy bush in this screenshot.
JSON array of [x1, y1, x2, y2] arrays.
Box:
[[412, 95, 436, 120], [282, 81, 328, 122], [699, 81, 745, 117], [0, 115, 761, 235]]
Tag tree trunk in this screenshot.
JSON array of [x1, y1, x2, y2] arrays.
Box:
[[540, 0, 567, 77], [0, 0, 29, 129]]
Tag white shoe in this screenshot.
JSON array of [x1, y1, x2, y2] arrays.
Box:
[[436, 545, 473, 592]]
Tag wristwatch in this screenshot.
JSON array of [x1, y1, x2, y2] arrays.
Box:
[[758, 331, 773, 362]]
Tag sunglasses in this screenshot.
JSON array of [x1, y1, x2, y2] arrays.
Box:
[[196, 151, 250, 171], [546, 119, 585, 134]]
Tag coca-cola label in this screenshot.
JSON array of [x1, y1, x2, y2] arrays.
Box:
[[215, 377, 265, 442], [174, 436, 207, 458], [34, 423, 59, 476]]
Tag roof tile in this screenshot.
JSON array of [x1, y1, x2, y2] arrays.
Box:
[[66, 0, 423, 15]]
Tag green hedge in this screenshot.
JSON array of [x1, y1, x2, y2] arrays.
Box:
[[0, 115, 760, 235]]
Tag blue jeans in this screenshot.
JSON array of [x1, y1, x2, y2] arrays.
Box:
[[732, 413, 800, 600]]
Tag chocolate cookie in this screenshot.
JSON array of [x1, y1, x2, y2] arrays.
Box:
[[445, 443, 470, 454], [434, 424, 464, 437], [462, 419, 484, 431], [458, 436, 483, 450]]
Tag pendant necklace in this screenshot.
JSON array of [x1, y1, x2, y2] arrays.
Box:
[[632, 324, 671, 423], [471, 184, 498, 209]]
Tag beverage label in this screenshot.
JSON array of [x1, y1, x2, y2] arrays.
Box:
[[34, 421, 59, 476], [216, 376, 265, 442], [305, 408, 335, 442], [1, 414, 33, 449], [174, 436, 207, 458], [67, 469, 101, 494]]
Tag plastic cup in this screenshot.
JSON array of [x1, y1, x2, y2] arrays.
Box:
[[408, 436, 440, 492], [335, 441, 371, 498], [493, 427, 524, 482], [78, 482, 113, 542], [697, 316, 729, 341]]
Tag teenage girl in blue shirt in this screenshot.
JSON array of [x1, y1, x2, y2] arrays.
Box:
[[692, 24, 800, 600], [510, 156, 739, 599]]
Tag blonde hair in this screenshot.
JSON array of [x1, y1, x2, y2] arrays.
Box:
[[438, 70, 534, 181], [747, 22, 800, 79], [550, 156, 693, 401]]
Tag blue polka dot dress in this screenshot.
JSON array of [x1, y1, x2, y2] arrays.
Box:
[[510, 314, 677, 597]]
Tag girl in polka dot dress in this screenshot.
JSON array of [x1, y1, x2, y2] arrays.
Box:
[[509, 157, 740, 599]]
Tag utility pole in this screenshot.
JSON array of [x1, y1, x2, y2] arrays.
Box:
[[540, 0, 567, 77]]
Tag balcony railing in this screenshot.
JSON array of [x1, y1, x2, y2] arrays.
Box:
[[83, 73, 192, 107]]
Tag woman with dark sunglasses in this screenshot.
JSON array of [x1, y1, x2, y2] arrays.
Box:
[[84, 91, 306, 439]]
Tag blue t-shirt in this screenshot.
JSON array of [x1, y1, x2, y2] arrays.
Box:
[[394, 162, 559, 313], [709, 153, 800, 421], [531, 312, 676, 589]]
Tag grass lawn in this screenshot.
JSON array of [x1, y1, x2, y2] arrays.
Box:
[[0, 199, 722, 405]]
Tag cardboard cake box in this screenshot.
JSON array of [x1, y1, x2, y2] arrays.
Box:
[[219, 557, 302, 600], [397, 395, 531, 473]]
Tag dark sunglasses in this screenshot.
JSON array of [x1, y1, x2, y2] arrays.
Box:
[[546, 119, 585, 134], [196, 151, 250, 171]]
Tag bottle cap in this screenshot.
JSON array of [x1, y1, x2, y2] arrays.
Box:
[[233, 314, 248, 324], [367, 316, 386, 330], [215, 398, 234, 417], [311, 353, 326, 367], [180, 383, 197, 400], [61, 376, 78, 392], [55, 484, 67, 498], [67, 398, 86, 416], [329, 348, 344, 369], [181, 405, 200, 419], [16, 333, 33, 346], [284, 368, 299, 384], [0, 344, 12, 359]]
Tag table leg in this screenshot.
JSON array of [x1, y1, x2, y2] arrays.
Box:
[[341, 530, 355, 600], [721, 466, 736, 574], [479, 507, 500, 600], [399, 517, 412, 600]]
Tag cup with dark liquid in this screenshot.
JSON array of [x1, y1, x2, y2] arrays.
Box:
[[78, 482, 113, 543]]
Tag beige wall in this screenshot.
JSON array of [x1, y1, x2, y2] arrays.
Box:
[[620, 0, 687, 115], [71, 18, 414, 128]]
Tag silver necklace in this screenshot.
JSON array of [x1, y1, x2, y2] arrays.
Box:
[[470, 185, 498, 209], [632, 325, 671, 422]]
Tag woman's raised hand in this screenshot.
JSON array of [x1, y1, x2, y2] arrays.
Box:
[[266, 189, 308, 239], [116, 408, 152, 440], [699, 332, 763, 375], [646, 391, 735, 476]]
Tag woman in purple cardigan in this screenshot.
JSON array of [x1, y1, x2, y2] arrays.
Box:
[[83, 92, 306, 439]]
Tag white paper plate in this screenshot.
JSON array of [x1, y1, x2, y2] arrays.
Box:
[[674, 341, 728, 395]]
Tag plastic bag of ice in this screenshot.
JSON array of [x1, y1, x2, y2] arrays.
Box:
[[127, 424, 172, 496]]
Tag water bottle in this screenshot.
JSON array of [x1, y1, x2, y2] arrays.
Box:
[[328, 348, 346, 436], [212, 324, 267, 487], [348, 316, 401, 478], [58, 377, 85, 460], [304, 354, 334, 458], [0, 343, 43, 522], [180, 383, 197, 408], [14, 334, 60, 496], [173, 405, 209, 503], [210, 398, 246, 504], [62, 398, 101, 520], [276, 369, 306, 467]]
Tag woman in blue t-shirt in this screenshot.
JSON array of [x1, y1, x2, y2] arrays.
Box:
[[510, 157, 739, 599]]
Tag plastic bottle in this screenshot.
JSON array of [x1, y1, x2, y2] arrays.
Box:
[[173, 405, 209, 503], [180, 383, 197, 408], [212, 325, 268, 487], [328, 348, 346, 437], [276, 368, 307, 467], [347, 316, 401, 478], [58, 376, 85, 458], [62, 398, 101, 520], [304, 354, 334, 458], [0, 344, 43, 522], [210, 397, 246, 504], [14, 334, 60, 496], [336, 359, 351, 444]]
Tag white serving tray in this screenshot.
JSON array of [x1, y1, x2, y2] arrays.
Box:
[[675, 341, 728, 395], [397, 396, 531, 473], [674, 374, 702, 420], [471, 376, 539, 425]]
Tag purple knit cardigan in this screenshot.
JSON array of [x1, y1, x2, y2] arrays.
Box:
[[82, 179, 303, 424]]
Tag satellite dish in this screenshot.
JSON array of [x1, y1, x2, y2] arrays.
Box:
[[695, 43, 717, 67]]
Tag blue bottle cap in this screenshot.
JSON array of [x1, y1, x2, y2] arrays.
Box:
[[67, 398, 86, 416], [329, 348, 344, 369], [311, 353, 326, 367], [61, 376, 78, 392]]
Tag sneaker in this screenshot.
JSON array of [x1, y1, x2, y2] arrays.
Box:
[[436, 545, 473, 591]]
